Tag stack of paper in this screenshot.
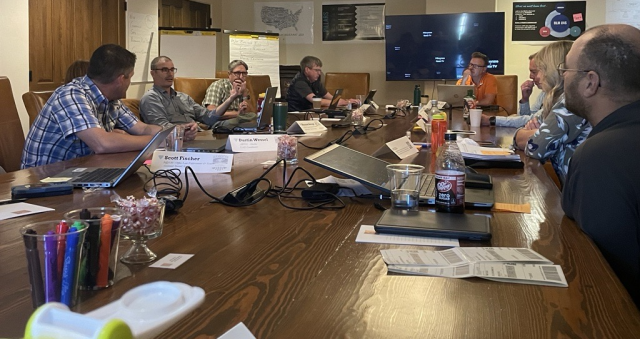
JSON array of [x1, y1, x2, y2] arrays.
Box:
[[381, 247, 568, 287], [457, 139, 521, 161]]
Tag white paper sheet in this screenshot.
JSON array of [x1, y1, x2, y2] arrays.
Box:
[[0, 203, 54, 221]]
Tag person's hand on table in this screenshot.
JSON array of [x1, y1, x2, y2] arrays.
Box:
[[182, 122, 198, 141], [481, 114, 491, 126]]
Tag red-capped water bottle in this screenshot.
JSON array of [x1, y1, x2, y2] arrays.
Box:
[[435, 132, 465, 213]]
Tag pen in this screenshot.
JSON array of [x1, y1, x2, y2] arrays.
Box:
[[0, 198, 27, 205], [86, 217, 101, 287], [55, 221, 68, 283], [96, 214, 113, 287], [23, 229, 45, 308], [60, 226, 79, 306], [44, 231, 58, 302], [412, 142, 431, 148]]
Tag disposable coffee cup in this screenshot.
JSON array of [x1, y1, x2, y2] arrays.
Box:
[[386, 164, 424, 211], [469, 109, 482, 127], [20, 220, 88, 308], [312, 97, 322, 109]]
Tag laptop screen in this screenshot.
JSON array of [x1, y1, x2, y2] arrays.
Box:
[[257, 86, 278, 129]]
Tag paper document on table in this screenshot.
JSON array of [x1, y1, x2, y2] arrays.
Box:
[[0, 202, 54, 221], [316, 175, 372, 197], [356, 225, 459, 247], [387, 262, 568, 287], [457, 139, 520, 161], [381, 247, 552, 267]]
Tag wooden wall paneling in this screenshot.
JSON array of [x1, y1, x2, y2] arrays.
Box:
[[29, 0, 55, 90]]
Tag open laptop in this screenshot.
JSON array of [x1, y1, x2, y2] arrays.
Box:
[[235, 86, 278, 132], [307, 89, 348, 117], [362, 89, 377, 104], [49, 127, 175, 188], [182, 139, 227, 153], [437, 84, 475, 108], [304, 144, 494, 208]]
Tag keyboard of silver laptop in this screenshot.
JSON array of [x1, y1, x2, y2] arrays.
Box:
[[419, 173, 436, 197], [72, 168, 124, 183]]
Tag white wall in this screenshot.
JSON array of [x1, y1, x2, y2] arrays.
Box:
[[0, 1, 30, 136]]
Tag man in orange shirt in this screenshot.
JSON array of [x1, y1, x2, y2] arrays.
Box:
[[456, 52, 497, 106]]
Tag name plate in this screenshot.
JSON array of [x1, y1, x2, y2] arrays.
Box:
[[386, 136, 419, 159], [287, 120, 327, 134], [150, 150, 233, 173], [226, 134, 280, 152]]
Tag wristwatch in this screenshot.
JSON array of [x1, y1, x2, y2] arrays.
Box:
[[489, 116, 496, 126]]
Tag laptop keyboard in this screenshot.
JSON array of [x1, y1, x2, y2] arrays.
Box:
[[419, 174, 436, 197], [72, 168, 124, 183]]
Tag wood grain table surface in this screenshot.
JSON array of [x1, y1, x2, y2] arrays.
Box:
[[1, 110, 638, 338]]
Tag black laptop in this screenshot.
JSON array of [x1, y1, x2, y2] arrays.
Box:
[[374, 209, 491, 241], [182, 139, 227, 153], [235, 86, 278, 132], [49, 127, 175, 188], [307, 89, 348, 117], [304, 144, 494, 208]]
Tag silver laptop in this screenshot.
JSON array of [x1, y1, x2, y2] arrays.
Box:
[[304, 144, 494, 208], [235, 86, 278, 132], [50, 127, 175, 188], [182, 139, 226, 153], [437, 84, 475, 108]]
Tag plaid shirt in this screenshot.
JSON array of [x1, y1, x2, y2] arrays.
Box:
[[202, 79, 242, 109], [21, 76, 138, 168]]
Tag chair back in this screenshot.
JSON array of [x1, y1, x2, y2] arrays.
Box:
[[215, 70, 228, 79], [173, 77, 220, 106], [495, 75, 518, 116], [246, 75, 272, 113], [22, 91, 54, 126], [121, 99, 142, 122], [0, 77, 26, 172], [324, 73, 370, 100]]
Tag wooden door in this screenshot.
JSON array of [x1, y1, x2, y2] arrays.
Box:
[[160, 0, 210, 28], [29, 0, 125, 91]]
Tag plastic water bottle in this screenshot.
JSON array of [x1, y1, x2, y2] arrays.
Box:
[[435, 132, 465, 213]]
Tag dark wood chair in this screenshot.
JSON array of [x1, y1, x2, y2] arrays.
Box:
[[495, 75, 518, 116]]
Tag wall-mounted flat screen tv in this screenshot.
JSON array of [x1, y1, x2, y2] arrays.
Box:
[[385, 12, 505, 81]]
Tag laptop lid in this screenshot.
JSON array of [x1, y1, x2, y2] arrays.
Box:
[[182, 139, 227, 153], [437, 84, 475, 108], [256, 86, 278, 129], [374, 209, 491, 241], [51, 127, 174, 187], [304, 144, 494, 208], [363, 89, 377, 104], [327, 89, 343, 109]]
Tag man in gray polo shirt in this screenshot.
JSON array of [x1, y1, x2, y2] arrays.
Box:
[[140, 56, 241, 139]]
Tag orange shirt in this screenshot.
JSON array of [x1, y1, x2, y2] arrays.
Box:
[[456, 73, 498, 104]]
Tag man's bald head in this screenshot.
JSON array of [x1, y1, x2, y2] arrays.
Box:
[[576, 24, 640, 99]]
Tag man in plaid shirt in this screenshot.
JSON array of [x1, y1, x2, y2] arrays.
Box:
[[21, 44, 162, 169], [203, 60, 255, 127]]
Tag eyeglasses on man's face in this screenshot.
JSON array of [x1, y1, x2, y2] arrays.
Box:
[[468, 63, 486, 69], [309, 67, 322, 73], [556, 62, 592, 76], [153, 67, 178, 74], [231, 71, 248, 77]]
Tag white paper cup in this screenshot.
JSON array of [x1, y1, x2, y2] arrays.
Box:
[[469, 109, 482, 127], [312, 97, 322, 109]]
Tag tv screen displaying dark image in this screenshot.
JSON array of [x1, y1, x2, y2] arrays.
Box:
[[385, 12, 505, 81]]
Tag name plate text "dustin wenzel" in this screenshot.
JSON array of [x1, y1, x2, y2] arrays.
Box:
[[226, 134, 280, 152]]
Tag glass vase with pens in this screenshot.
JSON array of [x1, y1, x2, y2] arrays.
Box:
[[63, 207, 128, 290]]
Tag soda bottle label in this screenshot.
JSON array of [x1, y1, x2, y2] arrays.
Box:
[[435, 171, 465, 207]]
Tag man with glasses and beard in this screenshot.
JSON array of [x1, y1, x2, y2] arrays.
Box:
[[203, 60, 255, 126], [456, 51, 497, 106], [561, 24, 640, 307], [141, 56, 240, 137]]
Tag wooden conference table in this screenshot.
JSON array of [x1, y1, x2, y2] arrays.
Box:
[[1, 110, 639, 338]]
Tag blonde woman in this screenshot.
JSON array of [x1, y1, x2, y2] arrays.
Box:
[[513, 40, 591, 187]]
